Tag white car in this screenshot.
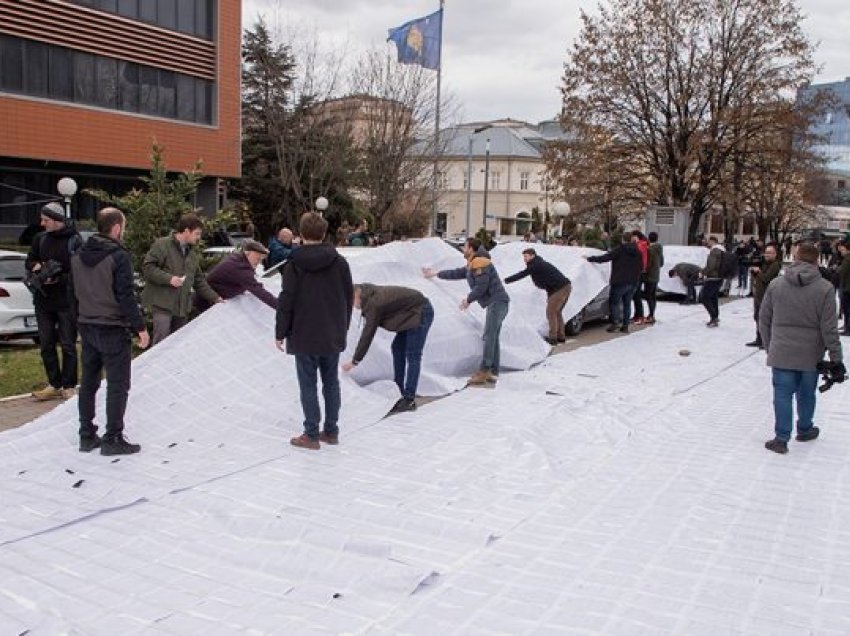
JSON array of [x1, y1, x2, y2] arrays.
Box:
[[0, 249, 38, 342]]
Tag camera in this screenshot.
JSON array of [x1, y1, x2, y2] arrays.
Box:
[[816, 360, 848, 393], [24, 259, 64, 297]]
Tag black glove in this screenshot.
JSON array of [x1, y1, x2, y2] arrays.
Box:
[[833, 362, 847, 383]]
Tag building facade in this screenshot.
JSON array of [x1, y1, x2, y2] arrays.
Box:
[[436, 119, 565, 239], [0, 0, 241, 240]]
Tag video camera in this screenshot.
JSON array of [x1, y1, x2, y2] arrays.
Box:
[[24, 259, 64, 297], [816, 360, 848, 393]]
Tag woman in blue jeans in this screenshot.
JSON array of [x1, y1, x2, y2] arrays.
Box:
[[343, 284, 435, 414]]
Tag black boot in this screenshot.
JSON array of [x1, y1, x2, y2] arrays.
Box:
[[100, 435, 141, 456], [79, 434, 101, 453], [765, 438, 788, 454], [745, 333, 762, 347], [796, 426, 820, 442], [605, 323, 621, 333], [389, 397, 417, 415]]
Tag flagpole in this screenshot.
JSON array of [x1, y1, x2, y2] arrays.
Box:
[[431, 0, 444, 237]]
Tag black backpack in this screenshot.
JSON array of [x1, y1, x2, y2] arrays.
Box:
[[719, 249, 738, 280]]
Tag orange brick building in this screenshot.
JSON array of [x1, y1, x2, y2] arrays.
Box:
[[0, 0, 241, 240]]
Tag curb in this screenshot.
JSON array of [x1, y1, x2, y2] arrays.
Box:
[[0, 393, 33, 403]]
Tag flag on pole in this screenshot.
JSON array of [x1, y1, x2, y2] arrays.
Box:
[[387, 9, 442, 71]]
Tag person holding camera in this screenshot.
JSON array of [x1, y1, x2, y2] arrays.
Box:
[[759, 242, 845, 454], [746, 242, 782, 348], [25, 202, 83, 401]]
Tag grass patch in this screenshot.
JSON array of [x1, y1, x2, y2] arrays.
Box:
[[0, 342, 50, 398]]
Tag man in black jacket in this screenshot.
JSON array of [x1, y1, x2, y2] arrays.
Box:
[[504, 248, 571, 345], [275, 213, 353, 450], [586, 236, 642, 333], [71, 208, 150, 455], [25, 202, 83, 401]]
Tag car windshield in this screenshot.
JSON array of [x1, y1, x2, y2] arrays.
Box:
[[0, 256, 26, 281]]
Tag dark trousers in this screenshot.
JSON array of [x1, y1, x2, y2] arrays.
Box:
[[737, 264, 749, 288], [151, 309, 188, 345], [841, 290, 850, 333], [78, 324, 132, 439], [294, 353, 341, 439], [699, 279, 723, 321], [632, 281, 645, 319], [391, 301, 434, 400], [36, 306, 77, 389], [644, 281, 658, 318], [609, 283, 636, 326]]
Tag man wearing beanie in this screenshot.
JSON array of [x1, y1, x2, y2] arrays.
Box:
[[196, 239, 277, 311], [25, 202, 83, 401]]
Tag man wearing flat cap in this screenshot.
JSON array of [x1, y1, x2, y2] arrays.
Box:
[[25, 202, 84, 401], [196, 239, 278, 311]]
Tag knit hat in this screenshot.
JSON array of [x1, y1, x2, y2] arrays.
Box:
[[242, 239, 269, 255], [40, 202, 66, 222]]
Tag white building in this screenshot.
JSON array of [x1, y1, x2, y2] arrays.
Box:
[[435, 119, 567, 239]]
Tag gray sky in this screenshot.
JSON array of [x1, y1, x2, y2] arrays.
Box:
[[243, 0, 850, 126]]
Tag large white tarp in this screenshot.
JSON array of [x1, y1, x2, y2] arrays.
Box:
[[659, 245, 710, 294], [2, 298, 849, 633]]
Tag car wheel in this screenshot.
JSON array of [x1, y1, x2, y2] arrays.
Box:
[[565, 310, 584, 336]]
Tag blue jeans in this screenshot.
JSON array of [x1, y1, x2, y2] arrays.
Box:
[[737, 264, 749, 289], [294, 354, 341, 439], [391, 301, 434, 399], [609, 283, 636, 326], [772, 368, 819, 442], [78, 324, 132, 439], [482, 300, 509, 375]]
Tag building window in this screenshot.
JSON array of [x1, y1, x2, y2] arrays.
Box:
[[462, 172, 468, 189], [436, 171, 448, 190], [491, 171, 502, 190], [68, 0, 215, 40], [436, 212, 447, 234], [520, 171, 529, 191], [0, 35, 213, 124], [741, 215, 755, 235], [709, 213, 724, 235]]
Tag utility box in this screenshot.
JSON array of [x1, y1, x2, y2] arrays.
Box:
[[645, 206, 690, 245]]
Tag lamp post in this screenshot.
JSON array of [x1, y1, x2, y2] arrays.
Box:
[[57, 177, 77, 219], [551, 201, 570, 240], [482, 138, 491, 232], [315, 196, 329, 216], [465, 125, 493, 239]]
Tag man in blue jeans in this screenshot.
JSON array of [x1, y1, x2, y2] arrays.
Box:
[[276, 212, 353, 450], [586, 235, 642, 333], [423, 237, 510, 385], [342, 284, 435, 414], [759, 241, 845, 454]]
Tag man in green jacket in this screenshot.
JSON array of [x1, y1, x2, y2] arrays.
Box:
[[143, 213, 221, 345], [747, 242, 782, 348], [837, 240, 850, 336], [643, 232, 664, 324]]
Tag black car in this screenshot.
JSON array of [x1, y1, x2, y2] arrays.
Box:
[[565, 285, 610, 335]]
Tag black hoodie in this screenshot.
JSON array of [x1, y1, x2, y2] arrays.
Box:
[[70, 234, 145, 332], [275, 243, 353, 355], [24, 224, 82, 311]]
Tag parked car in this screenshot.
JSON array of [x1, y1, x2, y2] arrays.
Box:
[[565, 285, 610, 336], [0, 249, 38, 342]]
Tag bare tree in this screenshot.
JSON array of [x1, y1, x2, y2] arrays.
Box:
[[550, 0, 817, 242]]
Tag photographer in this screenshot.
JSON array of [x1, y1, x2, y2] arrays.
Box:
[[759, 241, 845, 454], [25, 202, 83, 401], [746, 242, 781, 348]]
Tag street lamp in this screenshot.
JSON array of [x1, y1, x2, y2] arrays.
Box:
[[465, 124, 493, 239], [551, 201, 570, 240], [482, 138, 491, 232], [315, 196, 329, 216], [57, 177, 77, 219]]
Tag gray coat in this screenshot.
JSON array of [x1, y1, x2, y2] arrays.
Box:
[[759, 261, 843, 371]]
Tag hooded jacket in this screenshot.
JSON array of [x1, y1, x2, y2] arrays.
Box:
[[587, 241, 642, 286], [275, 243, 353, 355], [759, 261, 842, 371], [438, 246, 510, 308], [352, 284, 428, 364], [504, 255, 570, 295], [70, 234, 145, 332]]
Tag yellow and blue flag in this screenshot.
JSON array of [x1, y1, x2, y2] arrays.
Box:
[[387, 9, 442, 71]]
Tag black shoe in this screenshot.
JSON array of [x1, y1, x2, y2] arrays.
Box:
[[79, 434, 101, 453], [796, 426, 820, 442], [389, 397, 417, 414], [745, 340, 762, 347], [100, 435, 141, 456], [544, 337, 558, 346], [765, 438, 788, 454], [619, 324, 629, 333], [707, 320, 719, 328], [557, 336, 566, 343], [605, 323, 621, 333]]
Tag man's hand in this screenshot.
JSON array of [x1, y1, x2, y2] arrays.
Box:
[[459, 298, 469, 311], [422, 267, 436, 279], [169, 275, 185, 288], [750, 267, 760, 274], [275, 339, 286, 352], [137, 330, 151, 350], [32, 263, 42, 272], [341, 361, 355, 373]]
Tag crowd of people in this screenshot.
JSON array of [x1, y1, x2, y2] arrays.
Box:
[[21, 202, 848, 456]]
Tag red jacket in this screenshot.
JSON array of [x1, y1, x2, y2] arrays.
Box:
[[635, 239, 649, 272]]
